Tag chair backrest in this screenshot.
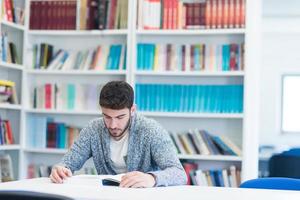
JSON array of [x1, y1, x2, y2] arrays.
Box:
[[269, 154, 300, 178], [240, 177, 300, 190], [0, 190, 74, 200]]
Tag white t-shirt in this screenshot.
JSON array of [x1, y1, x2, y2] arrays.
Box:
[[109, 131, 129, 174]]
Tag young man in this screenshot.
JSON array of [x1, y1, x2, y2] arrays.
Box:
[[50, 81, 187, 187]]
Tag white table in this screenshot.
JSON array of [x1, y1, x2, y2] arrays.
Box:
[[0, 175, 300, 200]]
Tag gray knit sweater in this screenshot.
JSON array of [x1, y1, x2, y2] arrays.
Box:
[[60, 113, 187, 186]]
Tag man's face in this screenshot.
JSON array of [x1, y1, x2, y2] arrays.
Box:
[[102, 106, 134, 140]]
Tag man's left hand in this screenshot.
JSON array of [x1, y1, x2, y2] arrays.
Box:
[[119, 171, 156, 188]]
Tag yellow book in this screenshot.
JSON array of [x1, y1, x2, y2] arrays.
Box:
[[0, 80, 15, 87]]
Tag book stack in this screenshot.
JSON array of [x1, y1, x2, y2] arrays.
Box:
[[0, 117, 14, 145], [29, 0, 77, 30], [137, 43, 244, 72], [138, 0, 245, 30], [169, 129, 242, 156], [0, 80, 18, 104], [79, 0, 128, 30], [1, 33, 21, 64], [183, 163, 241, 187], [2, 0, 25, 25], [27, 116, 80, 149], [135, 84, 243, 113], [29, 43, 127, 71], [32, 83, 102, 111]]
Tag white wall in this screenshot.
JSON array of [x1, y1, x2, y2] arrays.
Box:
[[260, 0, 300, 147]]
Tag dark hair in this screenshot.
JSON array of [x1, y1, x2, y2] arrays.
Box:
[[99, 81, 134, 109]]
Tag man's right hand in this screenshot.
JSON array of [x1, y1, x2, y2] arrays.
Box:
[[49, 165, 72, 184]]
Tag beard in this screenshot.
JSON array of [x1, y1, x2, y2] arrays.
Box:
[[105, 117, 131, 140]]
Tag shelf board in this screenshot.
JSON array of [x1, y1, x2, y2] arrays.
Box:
[[28, 29, 128, 36], [0, 104, 22, 110], [177, 154, 242, 161], [1, 20, 25, 31], [135, 71, 244, 77], [0, 145, 21, 150], [26, 69, 127, 75], [0, 62, 24, 71], [136, 29, 246, 35], [25, 109, 101, 115], [24, 148, 68, 154], [140, 111, 243, 119]]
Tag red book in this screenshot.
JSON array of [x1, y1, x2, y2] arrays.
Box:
[[223, 0, 229, 28], [4, 0, 13, 22], [4, 120, 14, 144], [183, 163, 197, 185], [45, 84, 52, 109], [240, 0, 245, 28], [205, 0, 211, 29], [47, 122, 57, 148], [29, 1, 36, 29]]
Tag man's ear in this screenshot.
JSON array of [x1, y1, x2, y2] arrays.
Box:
[[130, 104, 136, 116]]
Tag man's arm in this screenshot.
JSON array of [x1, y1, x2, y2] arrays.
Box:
[[148, 127, 188, 186], [58, 125, 93, 173]]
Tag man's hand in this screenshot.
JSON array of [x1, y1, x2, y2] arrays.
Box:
[[49, 165, 72, 184], [119, 171, 156, 188]]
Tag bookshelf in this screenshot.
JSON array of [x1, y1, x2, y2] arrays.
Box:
[[1, 0, 261, 185], [0, 0, 26, 181]]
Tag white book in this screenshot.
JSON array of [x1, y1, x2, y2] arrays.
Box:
[[185, 44, 191, 71], [0, 154, 14, 182], [61, 51, 77, 70], [82, 49, 94, 70], [222, 169, 230, 187], [118, 45, 125, 70]]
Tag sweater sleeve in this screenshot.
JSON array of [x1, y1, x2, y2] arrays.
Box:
[[59, 125, 93, 173], [148, 125, 187, 186]]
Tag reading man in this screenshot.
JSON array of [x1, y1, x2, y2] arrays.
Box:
[[50, 81, 187, 187]]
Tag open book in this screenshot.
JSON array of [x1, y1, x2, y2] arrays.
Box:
[[62, 174, 125, 187]]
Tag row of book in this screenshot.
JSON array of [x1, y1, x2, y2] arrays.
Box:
[[1, 33, 20, 65], [170, 130, 242, 156], [32, 83, 102, 111], [27, 116, 80, 149], [183, 163, 241, 187], [79, 0, 128, 30], [29, 0, 76, 30], [137, 43, 244, 72], [0, 80, 18, 104], [27, 164, 96, 178], [29, 43, 127, 71], [135, 84, 243, 113], [138, 0, 245, 30], [0, 154, 14, 182], [0, 117, 14, 145], [2, 0, 25, 25]]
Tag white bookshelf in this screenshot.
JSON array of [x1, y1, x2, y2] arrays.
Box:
[[177, 154, 242, 162], [135, 71, 245, 77], [0, 62, 24, 71], [140, 111, 244, 119], [0, 104, 22, 110], [26, 69, 127, 76], [1, 0, 261, 182], [1, 20, 26, 31], [0, 0, 27, 181], [136, 29, 246, 35], [0, 145, 21, 151]]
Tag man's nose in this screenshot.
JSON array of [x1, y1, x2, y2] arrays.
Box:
[[109, 119, 117, 129]]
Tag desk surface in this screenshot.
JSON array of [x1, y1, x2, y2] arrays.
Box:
[[0, 175, 300, 200]]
